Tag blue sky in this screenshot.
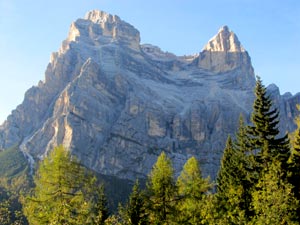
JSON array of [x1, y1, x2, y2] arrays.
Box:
[[0, 0, 299, 123]]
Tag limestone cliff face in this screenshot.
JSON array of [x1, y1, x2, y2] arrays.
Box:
[[196, 26, 255, 90], [0, 10, 299, 180]]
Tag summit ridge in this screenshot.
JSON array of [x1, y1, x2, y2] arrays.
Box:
[[84, 10, 120, 24], [203, 25, 245, 53]]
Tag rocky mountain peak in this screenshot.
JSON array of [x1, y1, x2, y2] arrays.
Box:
[[203, 25, 245, 53], [196, 26, 254, 88], [61, 9, 140, 54], [2, 10, 298, 185], [84, 10, 120, 24]]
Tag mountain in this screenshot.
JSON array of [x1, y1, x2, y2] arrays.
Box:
[[0, 10, 299, 181]]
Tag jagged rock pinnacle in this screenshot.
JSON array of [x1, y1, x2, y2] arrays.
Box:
[[196, 25, 254, 83], [84, 10, 120, 24], [61, 9, 140, 53], [203, 25, 245, 52]]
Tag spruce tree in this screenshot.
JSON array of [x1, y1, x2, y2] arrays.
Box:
[[119, 180, 147, 225], [176, 156, 211, 224], [217, 136, 237, 193], [215, 78, 292, 224], [233, 116, 256, 218], [89, 184, 109, 225], [145, 152, 176, 224], [248, 76, 290, 172], [216, 136, 247, 224], [242, 77, 293, 223]]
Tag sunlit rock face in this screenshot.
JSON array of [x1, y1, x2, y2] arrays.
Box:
[[196, 26, 255, 90], [0, 10, 299, 180]]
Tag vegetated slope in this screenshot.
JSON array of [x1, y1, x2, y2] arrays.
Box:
[[0, 145, 31, 192]]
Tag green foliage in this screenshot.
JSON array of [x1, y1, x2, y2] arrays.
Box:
[[232, 116, 257, 219], [177, 157, 211, 198], [0, 200, 11, 225], [119, 180, 148, 225], [104, 214, 123, 225], [23, 145, 107, 225], [197, 194, 220, 225], [0, 145, 31, 224], [145, 152, 177, 224], [217, 136, 237, 193], [289, 128, 300, 192], [247, 77, 293, 221], [0, 187, 28, 225], [88, 184, 109, 225], [216, 136, 247, 223], [248, 76, 290, 172], [176, 156, 211, 224], [4, 78, 300, 224], [96, 174, 134, 212], [215, 78, 294, 224], [288, 127, 300, 221], [0, 145, 31, 192], [0, 145, 27, 177], [251, 162, 298, 225]]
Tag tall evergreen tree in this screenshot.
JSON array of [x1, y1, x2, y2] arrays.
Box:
[[232, 77, 293, 223], [233, 116, 257, 218], [217, 136, 238, 194], [234, 116, 255, 176], [145, 152, 176, 224], [248, 76, 290, 172], [216, 136, 247, 224], [88, 184, 109, 225], [119, 180, 147, 225], [176, 156, 211, 224], [23, 145, 106, 225]]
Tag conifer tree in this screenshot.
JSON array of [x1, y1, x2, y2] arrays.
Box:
[[216, 136, 247, 224], [89, 184, 109, 225], [233, 116, 257, 218], [145, 152, 176, 224], [217, 136, 237, 193], [288, 126, 300, 222], [234, 116, 255, 176], [119, 180, 147, 225], [289, 128, 300, 185], [0, 188, 28, 225], [215, 78, 293, 224], [23, 145, 105, 225], [233, 77, 291, 220], [176, 156, 211, 224], [248, 76, 290, 172], [251, 161, 298, 225]]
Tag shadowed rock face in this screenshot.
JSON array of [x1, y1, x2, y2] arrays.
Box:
[[0, 10, 299, 180]]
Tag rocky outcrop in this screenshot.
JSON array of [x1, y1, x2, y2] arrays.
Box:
[[196, 26, 255, 89], [0, 10, 299, 181], [267, 84, 300, 134]]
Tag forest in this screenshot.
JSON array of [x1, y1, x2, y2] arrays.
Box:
[[1, 77, 300, 224]]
